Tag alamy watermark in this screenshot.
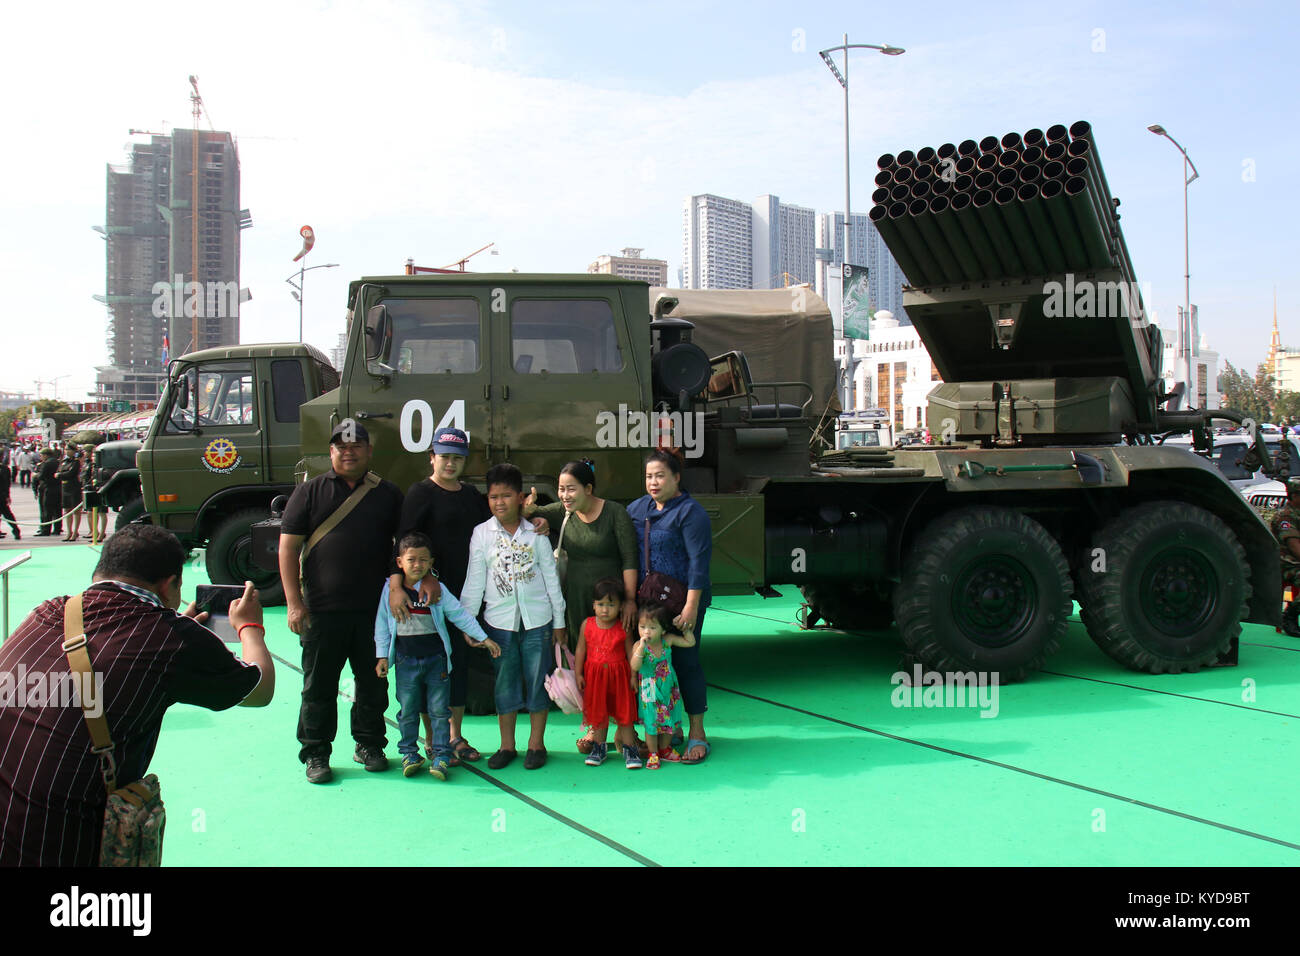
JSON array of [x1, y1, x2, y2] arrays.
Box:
[[595, 404, 704, 459], [1041, 274, 1152, 324], [152, 276, 239, 319], [890, 664, 1000, 718], [0, 665, 104, 718]]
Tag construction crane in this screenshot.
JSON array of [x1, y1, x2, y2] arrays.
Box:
[[404, 242, 498, 274]]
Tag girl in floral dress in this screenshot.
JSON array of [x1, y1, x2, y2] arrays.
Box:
[[630, 602, 696, 769]]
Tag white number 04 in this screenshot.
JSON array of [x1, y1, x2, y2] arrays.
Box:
[[399, 399, 467, 452]]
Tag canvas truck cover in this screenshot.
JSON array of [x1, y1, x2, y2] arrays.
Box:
[[648, 287, 837, 411]]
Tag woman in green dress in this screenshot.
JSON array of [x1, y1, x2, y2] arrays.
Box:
[[524, 460, 639, 751]]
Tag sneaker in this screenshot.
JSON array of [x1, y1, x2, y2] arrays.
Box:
[[305, 756, 332, 784], [622, 745, 643, 770], [585, 742, 608, 766], [428, 758, 450, 781], [402, 754, 426, 777], [524, 748, 547, 770], [353, 744, 388, 772]]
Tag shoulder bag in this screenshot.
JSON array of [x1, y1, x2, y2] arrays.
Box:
[[553, 509, 571, 586], [300, 471, 381, 578], [63, 593, 166, 867], [636, 517, 688, 619]]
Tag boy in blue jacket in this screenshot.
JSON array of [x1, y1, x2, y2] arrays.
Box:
[[376, 532, 499, 779]]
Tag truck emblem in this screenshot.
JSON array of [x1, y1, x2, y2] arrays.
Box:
[[202, 437, 241, 474]]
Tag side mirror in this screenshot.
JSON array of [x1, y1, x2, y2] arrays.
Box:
[[365, 304, 391, 362], [705, 351, 753, 402]]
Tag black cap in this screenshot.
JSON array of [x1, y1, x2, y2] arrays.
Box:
[[330, 420, 370, 445]]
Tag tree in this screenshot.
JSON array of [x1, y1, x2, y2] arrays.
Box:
[[1218, 361, 1269, 422]]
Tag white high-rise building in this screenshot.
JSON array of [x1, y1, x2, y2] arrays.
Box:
[[752, 195, 817, 289], [815, 212, 909, 329], [682, 194, 753, 289]]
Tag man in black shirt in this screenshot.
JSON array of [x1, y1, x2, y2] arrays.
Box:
[[279, 422, 404, 783]]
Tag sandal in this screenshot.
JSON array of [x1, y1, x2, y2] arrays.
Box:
[[658, 746, 681, 763], [450, 736, 480, 766], [646, 752, 661, 770], [682, 738, 711, 765], [576, 729, 597, 755]]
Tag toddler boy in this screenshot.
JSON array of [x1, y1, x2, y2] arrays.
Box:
[[375, 532, 499, 779]]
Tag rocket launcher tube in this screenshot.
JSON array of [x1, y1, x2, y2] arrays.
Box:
[[950, 191, 1003, 276], [994, 186, 1048, 275], [1040, 178, 1089, 270], [1017, 182, 1069, 275], [930, 195, 983, 282], [972, 189, 1025, 276]]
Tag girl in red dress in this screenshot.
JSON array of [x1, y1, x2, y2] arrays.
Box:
[[574, 578, 642, 769]]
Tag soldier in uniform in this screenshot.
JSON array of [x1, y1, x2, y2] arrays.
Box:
[[1272, 476, 1300, 637]]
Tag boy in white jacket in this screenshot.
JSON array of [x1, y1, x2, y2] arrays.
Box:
[[459, 464, 566, 771]]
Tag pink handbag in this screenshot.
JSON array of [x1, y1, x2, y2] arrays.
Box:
[[545, 643, 584, 715]]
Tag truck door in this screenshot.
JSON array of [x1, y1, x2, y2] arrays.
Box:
[[259, 357, 308, 484], [147, 361, 262, 533], [496, 293, 645, 496], [356, 294, 493, 489]]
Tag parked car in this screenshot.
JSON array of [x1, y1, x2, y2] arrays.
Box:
[[1162, 433, 1299, 496]]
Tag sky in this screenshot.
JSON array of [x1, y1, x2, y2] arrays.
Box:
[[1, 0, 1297, 403]]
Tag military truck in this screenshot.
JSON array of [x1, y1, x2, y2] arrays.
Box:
[[134, 344, 340, 603], [134, 120, 1277, 681]]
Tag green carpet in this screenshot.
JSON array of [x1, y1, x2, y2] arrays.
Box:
[[3, 544, 1298, 866]]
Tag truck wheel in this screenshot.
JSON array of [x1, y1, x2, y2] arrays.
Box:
[[799, 584, 894, 631], [115, 496, 146, 530], [893, 507, 1073, 682], [206, 509, 285, 607], [1077, 502, 1248, 673]]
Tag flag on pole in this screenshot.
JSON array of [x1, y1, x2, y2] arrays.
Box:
[[161, 333, 170, 365]]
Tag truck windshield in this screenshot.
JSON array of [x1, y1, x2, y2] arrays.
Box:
[[164, 364, 255, 433], [385, 298, 481, 374]]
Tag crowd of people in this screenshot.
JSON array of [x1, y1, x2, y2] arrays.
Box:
[[281, 422, 714, 784], [0, 441, 108, 542], [0, 421, 714, 865]]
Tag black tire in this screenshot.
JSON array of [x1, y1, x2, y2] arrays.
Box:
[[893, 507, 1073, 683], [206, 508, 285, 606], [115, 496, 146, 531], [799, 583, 894, 631], [1077, 502, 1249, 673]]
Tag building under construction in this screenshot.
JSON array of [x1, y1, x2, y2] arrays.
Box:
[[95, 126, 250, 404]]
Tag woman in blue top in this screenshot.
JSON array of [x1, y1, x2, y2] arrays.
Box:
[[626, 449, 713, 764]]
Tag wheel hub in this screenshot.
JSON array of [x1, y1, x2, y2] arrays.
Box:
[[952, 557, 1036, 647], [1141, 548, 1216, 636]]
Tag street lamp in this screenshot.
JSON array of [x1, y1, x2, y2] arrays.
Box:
[[1147, 124, 1199, 404], [819, 35, 905, 410], [285, 262, 339, 342]]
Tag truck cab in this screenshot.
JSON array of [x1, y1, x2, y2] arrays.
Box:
[[137, 343, 339, 601]]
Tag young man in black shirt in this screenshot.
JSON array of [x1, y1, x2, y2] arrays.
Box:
[[279, 422, 404, 783]]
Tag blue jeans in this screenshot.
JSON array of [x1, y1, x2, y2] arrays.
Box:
[[394, 651, 451, 761], [486, 623, 553, 714]]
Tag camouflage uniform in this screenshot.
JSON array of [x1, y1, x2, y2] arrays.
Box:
[[1273, 480, 1300, 636], [1274, 504, 1300, 585]]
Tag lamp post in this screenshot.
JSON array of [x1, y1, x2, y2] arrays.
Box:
[[820, 36, 904, 411], [1147, 124, 1199, 404], [285, 262, 339, 342]]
